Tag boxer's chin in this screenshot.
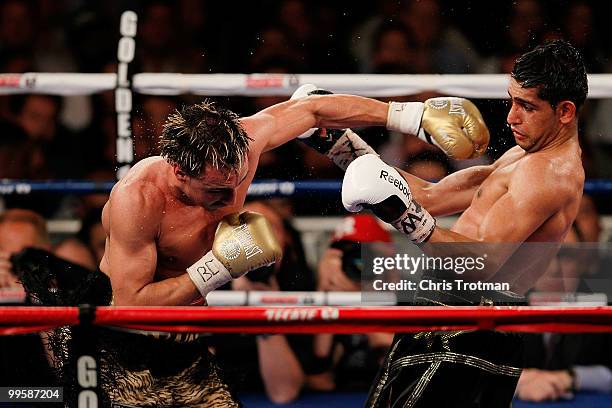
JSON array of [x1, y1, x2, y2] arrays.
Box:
[[514, 133, 535, 151]]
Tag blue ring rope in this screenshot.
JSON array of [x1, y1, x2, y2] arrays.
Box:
[[0, 179, 609, 196]]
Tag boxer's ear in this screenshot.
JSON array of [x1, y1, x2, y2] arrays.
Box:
[[173, 165, 189, 182], [557, 100, 576, 124]]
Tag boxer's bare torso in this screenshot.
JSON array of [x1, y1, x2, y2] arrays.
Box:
[[403, 80, 585, 290], [102, 159, 230, 278], [452, 143, 583, 291], [99, 115, 271, 305], [452, 143, 583, 243]]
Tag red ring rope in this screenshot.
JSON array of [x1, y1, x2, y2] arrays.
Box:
[[1, 306, 612, 335]]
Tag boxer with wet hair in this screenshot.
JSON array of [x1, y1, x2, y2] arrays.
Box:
[[342, 40, 587, 408], [100, 77, 489, 405]]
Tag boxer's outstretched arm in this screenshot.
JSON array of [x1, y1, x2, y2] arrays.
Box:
[[241, 94, 387, 153], [104, 182, 201, 306], [395, 164, 496, 217]]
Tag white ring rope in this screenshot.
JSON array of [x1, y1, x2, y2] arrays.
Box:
[[1, 288, 606, 307], [2, 73, 612, 98]]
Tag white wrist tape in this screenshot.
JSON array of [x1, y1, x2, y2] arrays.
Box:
[[391, 203, 436, 244], [187, 251, 233, 297], [327, 129, 377, 170], [386, 102, 425, 136]]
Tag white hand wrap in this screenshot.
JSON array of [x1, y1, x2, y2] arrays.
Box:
[[187, 251, 233, 297], [386, 102, 425, 136], [391, 204, 436, 244], [326, 129, 377, 171]]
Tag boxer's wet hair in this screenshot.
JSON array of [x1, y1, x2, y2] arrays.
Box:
[[511, 39, 588, 111], [159, 101, 251, 177]]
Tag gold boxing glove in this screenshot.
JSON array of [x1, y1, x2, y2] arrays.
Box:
[[386, 97, 490, 159], [187, 211, 282, 298]]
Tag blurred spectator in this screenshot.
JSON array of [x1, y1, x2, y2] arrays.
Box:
[[1, 0, 90, 132], [309, 215, 393, 391], [398, 0, 480, 73], [517, 333, 612, 401], [212, 200, 316, 404], [138, 1, 202, 73], [133, 96, 177, 161], [350, 0, 403, 73], [0, 119, 31, 179], [279, 0, 312, 45], [138, 1, 177, 71], [533, 195, 601, 293], [480, 0, 547, 74], [54, 206, 104, 271], [518, 195, 612, 401], [15, 94, 60, 143], [8, 94, 89, 216], [560, 1, 605, 73], [11, 94, 86, 179], [249, 25, 303, 73], [0, 208, 51, 289], [371, 22, 417, 74], [65, 5, 115, 73], [0, 208, 57, 388], [404, 151, 450, 181], [380, 128, 445, 171], [0, 0, 36, 61], [53, 238, 96, 271], [276, 0, 314, 69]]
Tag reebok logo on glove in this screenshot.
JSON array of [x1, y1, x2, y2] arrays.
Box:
[[379, 170, 410, 199]]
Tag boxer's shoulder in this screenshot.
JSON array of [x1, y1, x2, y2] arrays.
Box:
[[109, 176, 166, 224], [509, 154, 580, 206]]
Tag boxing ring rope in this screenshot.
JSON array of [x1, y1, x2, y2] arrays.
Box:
[[2, 306, 612, 336], [3, 72, 612, 98], [0, 180, 343, 197], [1, 179, 612, 195], [2, 289, 607, 308]]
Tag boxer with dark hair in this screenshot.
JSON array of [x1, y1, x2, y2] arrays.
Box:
[[343, 40, 587, 408], [100, 81, 489, 404]]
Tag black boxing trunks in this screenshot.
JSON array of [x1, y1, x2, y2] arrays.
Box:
[[366, 271, 526, 408]]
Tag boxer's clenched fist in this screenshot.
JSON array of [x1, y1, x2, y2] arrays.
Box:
[[387, 97, 490, 159], [290, 84, 329, 139], [342, 154, 436, 244], [290, 83, 376, 170], [187, 211, 282, 298]]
